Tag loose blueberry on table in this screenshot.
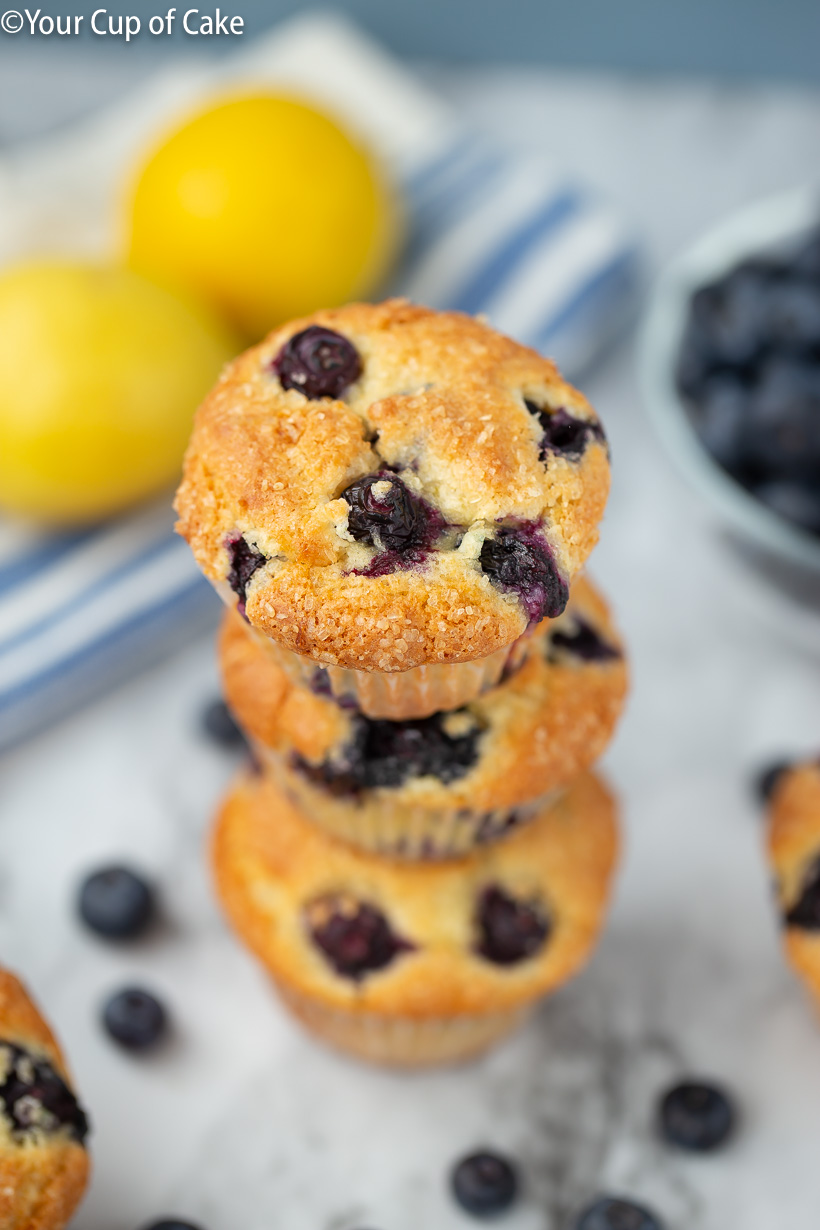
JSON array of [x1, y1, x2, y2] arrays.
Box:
[[0, 1041, 89, 1142], [785, 856, 820, 929], [141, 1221, 203, 1230], [103, 987, 168, 1050], [450, 1149, 518, 1218], [658, 1079, 736, 1151], [78, 865, 155, 940], [475, 886, 550, 966], [755, 759, 791, 803], [479, 526, 569, 622], [273, 325, 362, 400], [306, 895, 414, 980], [574, 1195, 664, 1230], [201, 698, 246, 749], [676, 226, 820, 537]]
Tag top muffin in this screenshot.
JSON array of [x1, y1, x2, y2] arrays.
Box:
[[175, 299, 610, 673]]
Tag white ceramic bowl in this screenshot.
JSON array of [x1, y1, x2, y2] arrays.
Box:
[[639, 186, 820, 573]]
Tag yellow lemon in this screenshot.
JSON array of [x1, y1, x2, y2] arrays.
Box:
[[126, 94, 400, 339], [0, 261, 237, 524]]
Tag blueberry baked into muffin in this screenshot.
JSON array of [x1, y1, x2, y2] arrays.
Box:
[[766, 758, 820, 1004], [0, 970, 89, 1230], [212, 769, 619, 1067], [175, 299, 610, 707], [220, 576, 627, 857]]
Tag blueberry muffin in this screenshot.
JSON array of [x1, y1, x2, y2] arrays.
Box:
[[220, 576, 627, 858], [0, 970, 89, 1230], [212, 768, 619, 1067], [176, 299, 610, 700], [766, 758, 820, 1004]]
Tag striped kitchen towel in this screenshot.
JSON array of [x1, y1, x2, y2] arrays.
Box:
[[0, 12, 640, 752]]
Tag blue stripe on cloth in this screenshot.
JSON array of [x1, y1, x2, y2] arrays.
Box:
[[0, 128, 640, 752]]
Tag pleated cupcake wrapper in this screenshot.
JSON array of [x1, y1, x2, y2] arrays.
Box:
[[254, 632, 535, 720], [259, 747, 556, 860], [276, 981, 531, 1068]]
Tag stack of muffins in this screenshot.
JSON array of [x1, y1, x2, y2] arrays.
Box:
[[175, 299, 628, 1067]]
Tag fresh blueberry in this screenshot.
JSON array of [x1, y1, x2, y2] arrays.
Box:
[[753, 479, 820, 536], [103, 988, 168, 1050], [306, 894, 413, 980], [767, 279, 820, 351], [658, 1080, 736, 1151], [201, 699, 246, 749], [755, 759, 791, 803], [78, 866, 154, 940], [525, 402, 606, 461], [479, 527, 569, 622], [675, 317, 717, 401], [549, 616, 621, 663], [575, 1196, 664, 1230], [688, 261, 776, 368], [226, 535, 267, 608], [273, 325, 361, 400], [295, 710, 481, 795], [687, 372, 751, 476], [475, 885, 550, 966], [0, 1041, 89, 1143], [141, 1222, 203, 1230], [450, 1150, 518, 1218], [785, 856, 820, 929], [342, 472, 435, 553], [793, 229, 820, 281], [746, 357, 820, 482]]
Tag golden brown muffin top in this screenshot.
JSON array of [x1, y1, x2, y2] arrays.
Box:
[[176, 299, 610, 671], [0, 970, 89, 1230], [220, 575, 628, 815], [212, 769, 619, 1018]]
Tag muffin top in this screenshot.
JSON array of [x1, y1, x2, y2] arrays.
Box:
[[176, 299, 610, 672], [213, 769, 618, 1017], [768, 760, 820, 925], [0, 969, 90, 1230], [220, 576, 628, 816]]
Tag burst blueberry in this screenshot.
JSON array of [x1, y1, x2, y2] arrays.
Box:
[[78, 865, 155, 940], [658, 1080, 736, 1151], [550, 617, 621, 662], [785, 856, 820, 929], [479, 527, 568, 622], [475, 885, 550, 966], [295, 710, 481, 796], [574, 1196, 664, 1230], [103, 987, 168, 1050], [526, 401, 606, 461], [450, 1150, 518, 1218], [306, 894, 413, 980], [342, 472, 431, 553], [0, 1042, 89, 1143], [226, 535, 267, 607], [273, 325, 361, 400]]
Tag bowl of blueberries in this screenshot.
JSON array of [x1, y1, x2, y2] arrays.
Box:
[[640, 187, 820, 573]]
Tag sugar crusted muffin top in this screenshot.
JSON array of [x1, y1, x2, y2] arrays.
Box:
[[213, 769, 618, 1017], [176, 299, 610, 672], [0, 969, 89, 1230]]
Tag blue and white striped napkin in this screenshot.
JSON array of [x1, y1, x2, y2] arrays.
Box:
[[0, 13, 639, 752]]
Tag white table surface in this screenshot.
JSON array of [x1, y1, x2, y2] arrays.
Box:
[[2, 59, 820, 1230]]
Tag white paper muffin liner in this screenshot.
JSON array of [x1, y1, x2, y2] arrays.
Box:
[[258, 748, 554, 860], [276, 981, 531, 1068]]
